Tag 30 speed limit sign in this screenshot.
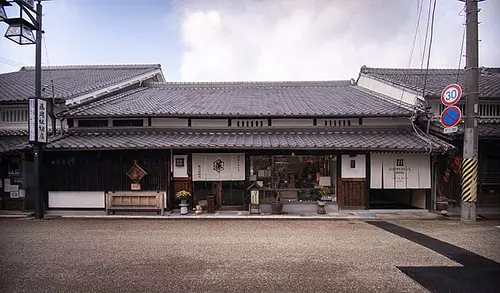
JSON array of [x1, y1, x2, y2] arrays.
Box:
[[441, 84, 462, 106]]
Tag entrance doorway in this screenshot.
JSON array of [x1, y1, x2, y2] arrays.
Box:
[[193, 181, 246, 208]]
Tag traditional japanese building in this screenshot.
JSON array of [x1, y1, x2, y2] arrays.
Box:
[[41, 79, 453, 213], [0, 64, 164, 209], [358, 66, 500, 207]]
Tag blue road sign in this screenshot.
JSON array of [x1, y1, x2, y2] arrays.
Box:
[[441, 106, 462, 127]]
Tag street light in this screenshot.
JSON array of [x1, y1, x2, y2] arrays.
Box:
[[4, 18, 36, 44], [0, 6, 8, 22], [0, 0, 46, 219]]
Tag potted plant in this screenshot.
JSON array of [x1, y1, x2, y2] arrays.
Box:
[[317, 187, 329, 214], [176, 190, 191, 215], [436, 195, 448, 212]]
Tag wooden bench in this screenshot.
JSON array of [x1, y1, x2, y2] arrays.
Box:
[[106, 192, 164, 215]]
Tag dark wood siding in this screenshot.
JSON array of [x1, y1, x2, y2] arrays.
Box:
[[339, 179, 367, 209], [46, 150, 169, 192]]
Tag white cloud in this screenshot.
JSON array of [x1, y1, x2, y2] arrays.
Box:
[[178, 0, 500, 81]]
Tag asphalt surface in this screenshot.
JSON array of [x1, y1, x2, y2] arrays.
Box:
[[1, 218, 499, 293]]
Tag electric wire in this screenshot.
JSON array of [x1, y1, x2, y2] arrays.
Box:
[[0, 56, 26, 68], [411, 0, 437, 153], [421, 0, 437, 100], [42, 36, 55, 99], [457, 3, 467, 83], [399, 0, 425, 107], [420, 0, 434, 70]]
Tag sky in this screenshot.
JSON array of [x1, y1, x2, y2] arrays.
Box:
[[0, 0, 499, 81]]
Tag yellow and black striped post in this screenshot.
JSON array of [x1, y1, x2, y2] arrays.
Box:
[[461, 158, 478, 203]]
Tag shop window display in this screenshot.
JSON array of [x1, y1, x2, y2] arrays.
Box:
[[250, 155, 337, 203]]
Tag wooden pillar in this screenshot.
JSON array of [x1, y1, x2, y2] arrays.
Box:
[[365, 153, 371, 209]]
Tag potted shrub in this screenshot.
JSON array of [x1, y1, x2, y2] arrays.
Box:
[[176, 190, 191, 215], [436, 195, 448, 212], [317, 187, 329, 214]]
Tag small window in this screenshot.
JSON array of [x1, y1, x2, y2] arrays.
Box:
[[260, 121, 263, 127], [112, 119, 144, 127], [350, 159, 356, 169], [175, 158, 185, 167], [396, 159, 404, 167], [0, 109, 29, 123], [77, 119, 109, 127]]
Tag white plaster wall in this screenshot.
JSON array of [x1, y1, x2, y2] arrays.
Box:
[[272, 119, 314, 127], [151, 118, 189, 127], [173, 155, 188, 178], [191, 119, 228, 127], [341, 154, 366, 178], [48, 191, 105, 208], [357, 75, 422, 105], [362, 117, 411, 126]]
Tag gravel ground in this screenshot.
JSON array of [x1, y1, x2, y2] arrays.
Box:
[[0, 218, 499, 293]]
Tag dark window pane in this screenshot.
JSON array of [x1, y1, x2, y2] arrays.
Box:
[[112, 119, 144, 127], [78, 119, 109, 127]]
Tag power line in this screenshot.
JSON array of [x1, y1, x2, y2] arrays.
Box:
[[399, 0, 425, 107], [409, 0, 425, 67], [0, 56, 26, 67], [420, 0, 434, 70], [421, 0, 437, 99], [42, 36, 55, 99], [457, 3, 467, 83]]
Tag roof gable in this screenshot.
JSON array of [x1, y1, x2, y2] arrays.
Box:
[[360, 66, 500, 99], [0, 64, 163, 103], [67, 80, 412, 118]]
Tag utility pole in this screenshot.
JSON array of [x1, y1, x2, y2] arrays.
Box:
[[34, 1, 44, 219], [461, 0, 480, 222]]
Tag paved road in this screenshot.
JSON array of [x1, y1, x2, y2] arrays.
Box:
[[1, 218, 499, 293]]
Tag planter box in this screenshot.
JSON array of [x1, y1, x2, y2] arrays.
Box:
[[436, 201, 448, 211]]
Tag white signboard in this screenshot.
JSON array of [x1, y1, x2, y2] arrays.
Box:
[[444, 126, 458, 134], [371, 153, 431, 189], [251, 190, 259, 204], [29, 98, 36, 142], [37, 99, 47, 143], [192, 153, 245, 181]]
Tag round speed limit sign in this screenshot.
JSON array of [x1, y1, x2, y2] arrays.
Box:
[[441, 84, 462, 106]]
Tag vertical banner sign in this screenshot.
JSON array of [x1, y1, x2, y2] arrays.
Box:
[[37, 99, 47, 143], [28, 98, 36, 142]]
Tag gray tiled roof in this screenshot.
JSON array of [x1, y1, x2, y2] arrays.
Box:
[[46, 128, 453, 152], [0, 64, 161, 103], [0, 130, 29, 153], [360, 66, 500, 99], [67, 81, 412, 118]]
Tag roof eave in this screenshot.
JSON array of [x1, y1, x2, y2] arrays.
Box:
[[65, 113, 413, 119]]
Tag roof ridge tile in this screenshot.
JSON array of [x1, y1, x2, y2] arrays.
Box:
[[19, 64, 161, 71]]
